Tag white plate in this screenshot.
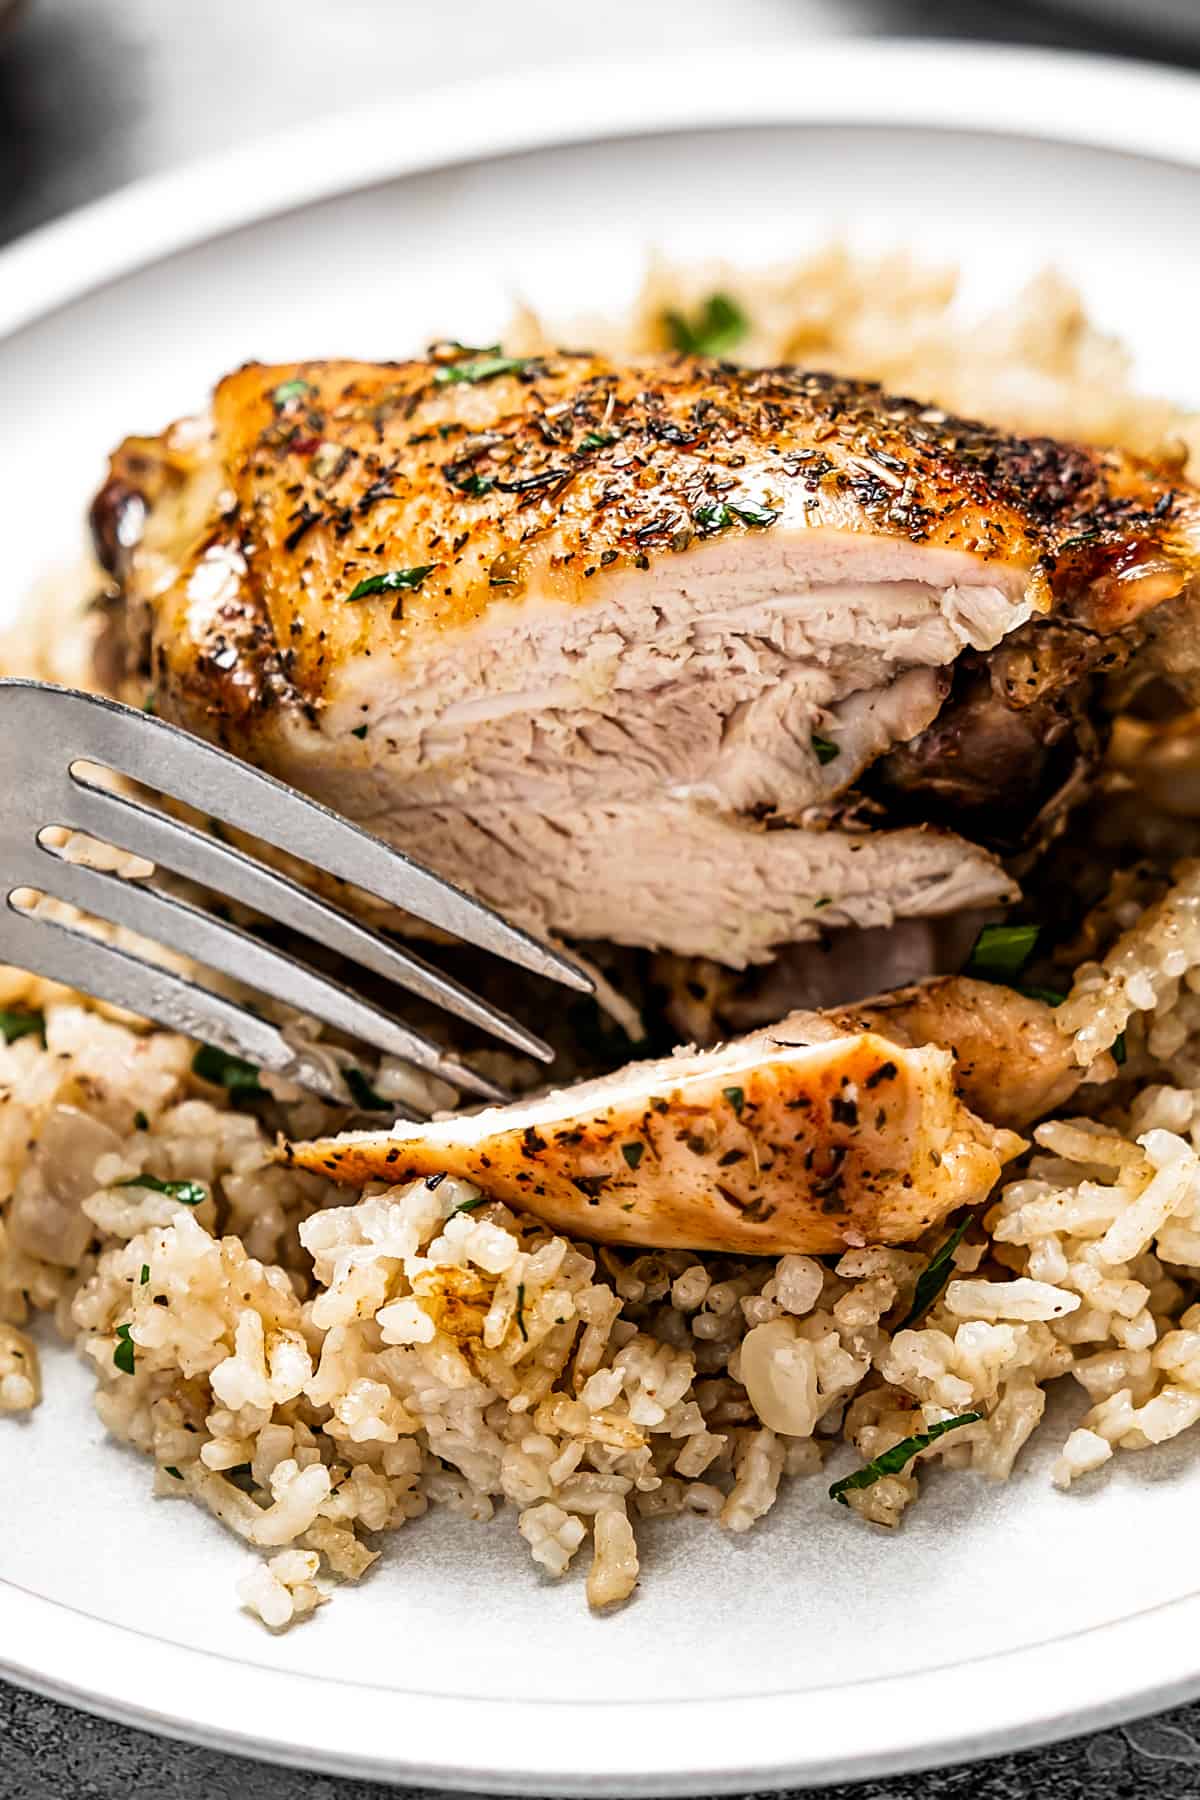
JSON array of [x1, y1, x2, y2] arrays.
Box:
[[2, 40, 1200, 1795]]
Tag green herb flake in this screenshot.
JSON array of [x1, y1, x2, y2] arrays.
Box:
[[578, 430, 615, 450], [433, 354, 530, 388], [0, 1009, 44, 1045], [272, 377, 315, 409], [133, 1110, 150, 1131], [143, 692, 157, 715], [191, 1044, 264, 1097], [621, 1142, 645, 1170], [164, 1465, 184, 1480], [663, 292, 749, 358], [113, 1323, 136, 1376], [139, 1264, 150, 1286], [965, 922, 1041, 983], [344, 1066, 392, 1113], [515, 1282, 529, 1341], [351, 724, 368, 740], [899, 1214, 974, 1330], [450, 472, 495, 497], [723, 1086, 745, 1117], [1112, 1031, 1128, 1067], [729, 501, 779, 529], [116, 1174, 207, 1207], [452, 1192, 487, 1215], [694, 502, 731, 535], [346, 566, 436, 603], [811, 735, 840, 766], [693, 498, 778, 536], [829, 1411, 981, 1506], [429, 339, 500, 362]]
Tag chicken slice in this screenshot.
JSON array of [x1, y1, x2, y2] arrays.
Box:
[[839, 976, 1116, 1129], [285, 1013, 1026, 1256], [93, 352, 1200, 963]]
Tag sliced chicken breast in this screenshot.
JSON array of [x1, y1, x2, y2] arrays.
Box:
[[286, 1020, 1023, 1255], [94, 351, 1200, 963]]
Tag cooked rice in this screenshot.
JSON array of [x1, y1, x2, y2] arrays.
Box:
[[5, 250, 1200, 1626]]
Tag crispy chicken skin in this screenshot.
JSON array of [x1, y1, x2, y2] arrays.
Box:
[[286, 1020, 1023, 1256], [286, 977, 1085, 1254], [842, 976, 1115, 1129], [93, 351, 1200, 963]]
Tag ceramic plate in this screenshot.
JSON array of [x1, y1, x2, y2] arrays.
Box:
[[2, 41, 1200, 1795]]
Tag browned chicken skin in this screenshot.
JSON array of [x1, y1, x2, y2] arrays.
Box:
[[93, 350, 1200, 964], [285, 980, 1094, 1254]]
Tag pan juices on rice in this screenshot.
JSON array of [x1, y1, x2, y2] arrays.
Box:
[[5, 254, 1200, 1626]]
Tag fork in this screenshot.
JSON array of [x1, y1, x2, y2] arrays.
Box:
[[0, 680, 592, 1110]]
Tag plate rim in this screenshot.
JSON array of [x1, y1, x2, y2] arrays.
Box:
[[3, 37, 1200, 343], [4, 34, 1200, 1792]]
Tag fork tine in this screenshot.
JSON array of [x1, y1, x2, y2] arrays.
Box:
[[31, 847, 508, 1102], [6, 683, 592, 994], [64, 778, 557, 1064], [0, 899, 357, 1106]]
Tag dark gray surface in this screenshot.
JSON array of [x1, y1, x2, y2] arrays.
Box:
[[2, 1683, 1200, 1799], [4, 2, 1200, 1795]]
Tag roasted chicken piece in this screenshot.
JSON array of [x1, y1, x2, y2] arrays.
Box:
[[286, 978, 1094, 1254], [94, 351, 1200, 964], [286, 1020, 1021, 1256], [842, 976, 1115, 1129]]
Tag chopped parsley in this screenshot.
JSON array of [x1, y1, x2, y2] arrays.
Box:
[[1112, 1031, 1128, 1067], [578, 430, 615, 450], [964, 922, 1040, 983], [191, 1044, 265, 1097], [142, 691, 157, 715], [346, 566, 436, 603], [829, 1412, 981, 1505], [0, 1009, 44, 1045], [344, 1066, 392, 1112], [164, 1465, 184, 1480], [429, 338, 500, 361], [727, 500, 778, 528], [433, 354, 530, 387], [451, 1191, 487, 1214], [663, 292, 749, 358], [351, 724, 368, 740], [272, 377, 315, 409], [722, 1086, 746, 1117], [113, 1323, 136, 1375], [449, 472, 495, 497], [621, 1142, 645, 1170], [693, 499, 779, 535], [515, 1282, 529, 1341], [899, 1214, 973, 1330], [139, 1264, 150, 1286], [133, 1110, 150, 1131], [116, 1174, 207, 1207], [811, 735, 840, 766]]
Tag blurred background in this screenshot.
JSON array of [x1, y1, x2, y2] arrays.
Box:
[[2, 0, 1200, 251]]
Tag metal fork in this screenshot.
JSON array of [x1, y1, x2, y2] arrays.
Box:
[[0, 680, 591, 1109]]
